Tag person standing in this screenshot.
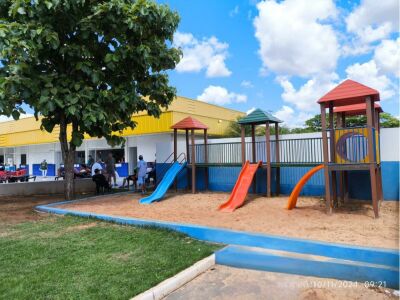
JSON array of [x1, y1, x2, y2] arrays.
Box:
[[105, 153, 117, 187], [137, 155, 147, 194], [40, 159, 48, 178]]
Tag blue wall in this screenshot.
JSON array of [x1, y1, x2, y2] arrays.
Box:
[[347, 162, 399, 201], [116, 163, 129, 177], [33, 164, 56, 176], [157, 161, 399, 201]]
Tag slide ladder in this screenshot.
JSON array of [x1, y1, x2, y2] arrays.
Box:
[[286, 164, 324, 210], [219, 160, 262, 212], [140, 153, 186, 204]]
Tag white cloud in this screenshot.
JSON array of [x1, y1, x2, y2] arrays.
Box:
[[345, 60, 395, 100], [274, 105, 294, 121], [374, 38, 400, 78], [174, 32, 232, 77], [197, 85, 247, 105], [241, 80, 254, 88], [229, 5, 239, 17], [346, 0, 399, 45], [277, 73, 338, 112], [0, 113, 33, 123], [246, 107, 256, 115], [253, 0, 339, 77], [274, 105, 313, 128]]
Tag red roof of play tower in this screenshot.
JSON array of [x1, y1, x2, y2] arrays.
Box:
[[171, 116, 208, 130], [333, 103, 383, 116], [318, 79, 380, 107]]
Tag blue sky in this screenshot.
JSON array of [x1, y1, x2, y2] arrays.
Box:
[[160, 0, 399, 127], [12, 0, 399, 127]]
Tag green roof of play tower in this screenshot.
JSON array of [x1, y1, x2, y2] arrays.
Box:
[[237, 108, 282, 125]]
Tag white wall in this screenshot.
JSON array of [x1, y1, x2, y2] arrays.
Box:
[[380, 128, 400, 162], [3, 128, 398, 173], [27, 144, 57, 174]]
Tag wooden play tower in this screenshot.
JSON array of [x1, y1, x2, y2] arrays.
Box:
[[318, 79, 383, 218], [237, 109, 282, 197], [171, 116, 209, 194]]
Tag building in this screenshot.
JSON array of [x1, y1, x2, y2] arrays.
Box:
[[0, 96, 243, 176]]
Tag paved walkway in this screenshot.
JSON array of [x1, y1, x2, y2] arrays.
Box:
[[166, 266, 396, 300]]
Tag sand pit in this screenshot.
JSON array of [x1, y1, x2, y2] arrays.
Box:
[[57, 192, 399, 249]]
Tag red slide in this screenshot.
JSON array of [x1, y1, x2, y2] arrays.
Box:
[[286, 164, 324, 210], [219, 160, 262, 212]]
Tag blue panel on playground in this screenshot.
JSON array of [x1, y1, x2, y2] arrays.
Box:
[[346, 161, 399, 201], [32, 164, 55, 176], [116, 163, 128, 177], [156, 161, 399, 201]]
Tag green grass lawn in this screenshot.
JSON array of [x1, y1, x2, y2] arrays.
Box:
[[0, 215, 221, 300]]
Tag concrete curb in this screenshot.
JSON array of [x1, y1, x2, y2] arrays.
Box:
[[131, 254, 215, 300]]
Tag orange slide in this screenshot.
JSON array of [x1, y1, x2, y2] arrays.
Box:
[[286, 164, 324, 210], [219, 160, 262, 212]]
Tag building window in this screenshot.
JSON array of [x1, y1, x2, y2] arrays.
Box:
[[75, 151, 85, 164], [21, 154, 27, 165], [0, 155, 3, 164]]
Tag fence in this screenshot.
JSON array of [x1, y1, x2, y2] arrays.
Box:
[[191, 137, 324, 165]]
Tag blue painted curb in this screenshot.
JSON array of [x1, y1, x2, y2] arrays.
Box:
[[215, 246, 399, 289], [36, 200, 399, 269]]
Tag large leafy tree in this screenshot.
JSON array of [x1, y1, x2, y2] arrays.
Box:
[[0, 0, 181, 199], [302, 113, 399, 132]]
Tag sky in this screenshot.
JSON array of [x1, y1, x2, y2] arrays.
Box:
[[160, 0, 399, 127], [4, 0, 399, 127]]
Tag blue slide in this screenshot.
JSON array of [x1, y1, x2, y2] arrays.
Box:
[[140, 161, 187, 204]]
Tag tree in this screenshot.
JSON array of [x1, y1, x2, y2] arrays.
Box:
[[376, 113, 400, 128], [224, 116, 266, 137], [299, 112, 399, 132], [0, 0, 181, 200]]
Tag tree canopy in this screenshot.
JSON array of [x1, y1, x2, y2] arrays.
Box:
[[0, 0, 181, 199], [224, 112, 399, 137]]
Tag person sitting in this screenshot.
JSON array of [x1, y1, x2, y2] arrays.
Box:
[[119, 169, 138, 190], [75, 164, 91, 178], [92, 169, 110, 194], [82, 164, 92, 177], [55, 166, 65, 180], [91, 158, 103, 176]]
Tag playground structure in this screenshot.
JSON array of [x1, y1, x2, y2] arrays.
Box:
[[218, 109, 282, 211], [318, 79, 383, 218], [141, 80, 384, 217], [286, 102, 384, 211]]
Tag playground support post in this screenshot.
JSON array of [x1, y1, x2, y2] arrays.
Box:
[[173, 129, 177, 191], [186, 129, 190, 191], [241, 125, 246, 165], [329, 103, 338, 207], [374, 109, 383, 203], [191, 129, 196, 194], [320, 103, 332, 214], [204, 129, 208, 191], [275, 123, 280, 195], [336, 113, 345, 204], [265, 122, 271, 197], [366, 97, 379, 218], [251, 124, 256, 193]]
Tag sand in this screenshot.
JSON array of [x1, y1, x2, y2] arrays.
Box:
[[57, 192, 399, 249]]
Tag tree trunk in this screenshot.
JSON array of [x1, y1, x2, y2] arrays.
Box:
[[59, 115, 75, 200]]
